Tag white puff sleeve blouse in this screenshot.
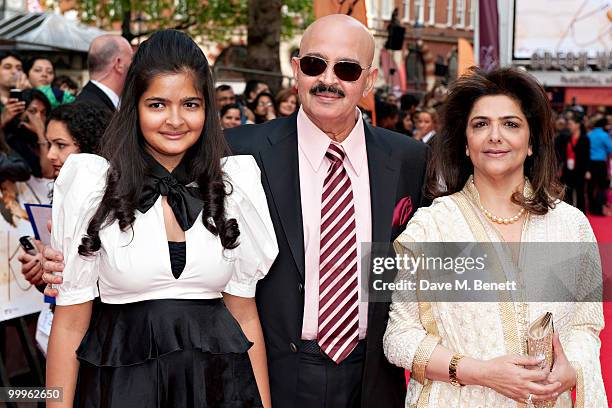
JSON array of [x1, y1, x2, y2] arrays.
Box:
[[51, 153, 278, 306]]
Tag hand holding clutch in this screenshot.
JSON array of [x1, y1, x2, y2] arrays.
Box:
[[527, 312, 556, 408]]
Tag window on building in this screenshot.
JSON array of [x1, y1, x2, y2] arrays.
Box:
[[402, 0, 412, 23], [414, 0, 425, 25], [382, 0, 394, 20], [456, 0, 465, 27], [447, 0, 454, 26], [427, 0, 436, 25], [366, 0, 378, 22], [468, 0, 476, 29]]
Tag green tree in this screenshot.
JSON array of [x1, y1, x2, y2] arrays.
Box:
[[78, 0, 313, 89]]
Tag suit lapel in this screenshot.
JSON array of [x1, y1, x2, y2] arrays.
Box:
[[365, 124, 400, 326], [366, 124, 400, 244], [259, 115, 306, 281]]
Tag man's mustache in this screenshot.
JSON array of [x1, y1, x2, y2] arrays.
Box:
[[309, 83, 345, 98]]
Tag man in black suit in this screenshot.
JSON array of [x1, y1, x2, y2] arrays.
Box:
[[226, 14, 427, 408], [76, 35, 133, 114]]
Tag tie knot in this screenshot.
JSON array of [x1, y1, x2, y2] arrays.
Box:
[[325, 143, 345, 164]]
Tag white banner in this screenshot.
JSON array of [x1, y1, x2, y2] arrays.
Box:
[[0, 178, 52, 322], [514, 0, 612, 59]]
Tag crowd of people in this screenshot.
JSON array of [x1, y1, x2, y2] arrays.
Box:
[[215, 81, 299, 129], [0, 12, 608, 408], [0, 34, 129, 288]]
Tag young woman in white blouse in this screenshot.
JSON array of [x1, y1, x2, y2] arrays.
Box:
[[45, 30, 278, 407]]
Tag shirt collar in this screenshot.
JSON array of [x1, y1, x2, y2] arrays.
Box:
[[422, 130, 436, 144], [90, 80, 120, 109], [297, 106, 367, 175]]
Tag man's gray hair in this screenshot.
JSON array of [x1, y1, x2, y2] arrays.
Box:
[[87, 37, 120, 75]]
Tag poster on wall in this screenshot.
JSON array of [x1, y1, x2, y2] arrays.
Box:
[[514, 0, 612, 59], [0, 177, 52, 322]]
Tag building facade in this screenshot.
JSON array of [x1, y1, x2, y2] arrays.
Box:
[[366, 0, 475, 94]]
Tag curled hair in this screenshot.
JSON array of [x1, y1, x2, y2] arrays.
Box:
[[427, 67, 563, 215], [79, 30, 239, 256], [47, 102, 111, 154]]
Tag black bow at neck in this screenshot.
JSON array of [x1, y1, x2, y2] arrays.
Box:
[[137, 154, 203, 231]]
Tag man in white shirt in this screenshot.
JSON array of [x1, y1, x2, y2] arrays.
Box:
[[76, 35, 133, 113]]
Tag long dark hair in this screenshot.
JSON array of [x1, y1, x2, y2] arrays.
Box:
[[79, 30, 238, 256], [427, 67, 563, 215]]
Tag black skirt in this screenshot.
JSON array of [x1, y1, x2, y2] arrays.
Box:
[[74, 298, 262, 408]]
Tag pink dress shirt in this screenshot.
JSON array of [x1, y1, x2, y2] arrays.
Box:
[[297, 107, 371, 340]]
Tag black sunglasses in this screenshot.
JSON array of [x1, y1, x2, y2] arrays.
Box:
[[297, 55, 369, 82]]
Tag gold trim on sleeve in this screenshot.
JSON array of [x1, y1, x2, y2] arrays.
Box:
[[451, 189, 527, 408], [570, 361, 584, 408], [416, 382, 433, 408], [412, 334, 441, 384]]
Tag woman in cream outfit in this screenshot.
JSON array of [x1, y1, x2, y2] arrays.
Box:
[[383, 68, 606, 407]]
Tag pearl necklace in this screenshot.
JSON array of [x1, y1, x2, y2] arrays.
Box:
[[479, 204, 525, 224], [471, 178, 526, 225]]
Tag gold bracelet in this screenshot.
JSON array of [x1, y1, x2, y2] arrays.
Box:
[[449, 353, 464, 387]]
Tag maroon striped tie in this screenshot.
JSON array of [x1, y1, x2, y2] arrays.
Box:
[[317, 143, 359, 364]]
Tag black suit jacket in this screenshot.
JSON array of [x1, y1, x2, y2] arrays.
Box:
[[225, 113, 428, 408], [76, 81, 116, 114]]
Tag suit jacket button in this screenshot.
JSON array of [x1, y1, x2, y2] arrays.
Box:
[[290, 342, 298, 353], [298, 283, 304, 293]]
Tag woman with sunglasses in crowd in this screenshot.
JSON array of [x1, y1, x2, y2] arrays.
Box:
[[248, 92, 276, 124], [45, 30, 277, 407]]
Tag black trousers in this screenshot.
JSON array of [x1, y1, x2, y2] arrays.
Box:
[[295, 340, 366, 408], [588, 161, 609, 215], [562, 169, 587, 212]]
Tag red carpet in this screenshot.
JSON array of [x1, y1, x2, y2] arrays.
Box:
[[588, 215, 612, 405]]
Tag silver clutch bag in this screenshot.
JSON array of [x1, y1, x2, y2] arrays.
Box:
[[526, 312, 556, 408]]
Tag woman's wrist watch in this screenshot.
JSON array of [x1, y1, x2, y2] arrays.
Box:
[[449, 353, 465, 387]]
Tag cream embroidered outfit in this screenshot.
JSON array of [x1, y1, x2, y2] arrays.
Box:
[[383, 180, 607, 407]]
